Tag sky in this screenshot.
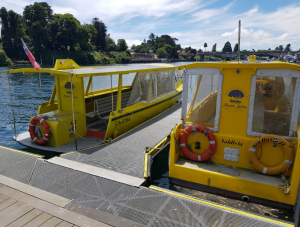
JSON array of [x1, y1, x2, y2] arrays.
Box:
[[1, 0, 300, 51]]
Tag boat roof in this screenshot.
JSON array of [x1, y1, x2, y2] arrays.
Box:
[[178, 61, 300, 71], [5, 59, 177, 77]]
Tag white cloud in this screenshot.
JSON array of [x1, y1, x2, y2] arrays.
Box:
[[126, 39, 143, 48]]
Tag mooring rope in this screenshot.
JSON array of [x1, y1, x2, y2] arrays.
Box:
[[6, 71, 17, 138]]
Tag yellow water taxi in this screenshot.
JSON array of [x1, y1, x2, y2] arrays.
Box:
[[169, 60, 300, 209], [5, 59, 182, 153]]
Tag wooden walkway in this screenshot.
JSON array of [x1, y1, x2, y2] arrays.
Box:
[[0, 182, 110, 227]]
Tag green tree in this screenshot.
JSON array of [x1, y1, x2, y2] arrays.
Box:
[[117, 39, 128, 51], [82, 23, 97, 41], [154, 35, 177, 50], [49, 14, 85, 51], [149, 33, 155, 42], [222, 41, 232, 52], [23, 2, 53, 54], [204, 43, 207, 52], [131, 44, 136, 50], [105, 34, 117, 51], [211, 43, 217, 52], [197, 49, 203, 53], [278, 45, 283, 51], [0, 7, 28, 58], [92, 17, 107, 51], [156, 47, 168, 58], [284, 44, 291, 52], [233, 43, 238, 52]]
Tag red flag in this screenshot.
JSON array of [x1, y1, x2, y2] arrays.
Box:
[[21, 38, 40, 71]]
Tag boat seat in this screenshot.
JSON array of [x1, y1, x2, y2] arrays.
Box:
[[86, 91, 131, 118]]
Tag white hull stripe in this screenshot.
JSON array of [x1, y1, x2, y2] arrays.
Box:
[[180, 143, 186, 147], [29, 123, 35, 127], [209, 141, 215, 144], [262, 167, 267, 174], [198, 155, 201, 161], [285, 160, 293, 164], [249, 148, 256, 152], [33, 137, 37, 141], [40, 119, 44, 123], [43, 137, 48, 141]]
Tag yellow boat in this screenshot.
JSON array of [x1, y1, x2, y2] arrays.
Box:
[[169, 59, 300, 209], [5, 59, 182, 153]]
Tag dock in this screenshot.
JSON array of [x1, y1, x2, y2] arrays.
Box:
[[0, 104, 294, 227]]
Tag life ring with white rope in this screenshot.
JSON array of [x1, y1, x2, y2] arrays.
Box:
[[248, 134, 293, 175], [179, 125, 217, 161], [29, 116, 51, 145]]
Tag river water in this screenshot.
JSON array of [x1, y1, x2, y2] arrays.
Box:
[[0, 61, 295, 223]]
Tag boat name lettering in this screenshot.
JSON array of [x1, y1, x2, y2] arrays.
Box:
[[223, 103, 247, 109], [222, 139, 243, 146], [115, 117, 130, 126], [63, 94, 78, 99]]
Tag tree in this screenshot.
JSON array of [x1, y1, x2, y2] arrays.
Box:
[[143, 38, 146, 43], [197, 49, 203, 53], [222, 41, 232, 52], [190, 49, 197, 54], [0, 7, 28, 58], [23, 2, 53, 54], [284, 44, 291, 52], [117, 39, 128, 51], [204, 43, 207, 52], [156, 47, 168, 58], [105, 34, 117, 51], [49, 14, 85, 51], [278, 45, 283, 51], [154, 35, 177, 50], [211, 43, 217, 52], [149, 33, 155, 42], [83, 23, 97, 41], [131, 44, 136, 50], [92, 17, 107, 51], [233, 43, 238, 52]]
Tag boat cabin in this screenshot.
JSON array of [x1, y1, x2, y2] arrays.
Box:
[[169, 61, 300, 209]]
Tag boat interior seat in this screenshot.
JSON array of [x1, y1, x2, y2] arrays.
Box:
[[86, 91, 131, 119]]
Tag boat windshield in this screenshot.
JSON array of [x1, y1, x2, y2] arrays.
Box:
[[248, 69, 300, 138], [127, 69, 177, 106], [188, 74, 221, 129]]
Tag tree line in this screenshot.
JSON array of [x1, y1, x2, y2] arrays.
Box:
[[0, 2, 129, 61]]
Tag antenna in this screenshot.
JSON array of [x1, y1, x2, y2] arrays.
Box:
[[238, 20, 241, 63]]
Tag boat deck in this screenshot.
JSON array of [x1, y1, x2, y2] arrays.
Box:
[[45, 104, 183, 186]]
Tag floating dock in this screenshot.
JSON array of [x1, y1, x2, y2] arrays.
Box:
[[0, 105, 294, 226]]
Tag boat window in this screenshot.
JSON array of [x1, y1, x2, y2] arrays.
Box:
[[174, 70, 182, 82], [187, 74, 220, 129], [127, 70, 176, 106], [248, 71, 300, 138]]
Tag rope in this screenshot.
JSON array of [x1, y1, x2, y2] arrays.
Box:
[[70, 73, 78, 150], [278, 176, 290, 194], [6, 71, 17, 138], [38, 72, 43, 103]]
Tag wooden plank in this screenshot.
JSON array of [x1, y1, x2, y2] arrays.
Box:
[[40, 216, 63, 227], [23, 212, 52, 227], [47, 157, 145, 187], [0, 175, 71, 207], [0, 186, 110, 227], [0, 198, 16, 211], [0, 193, 9, 203], [7, 208, 43, 227], [56, 221, 74, 227], [0, 202, 33, 226]]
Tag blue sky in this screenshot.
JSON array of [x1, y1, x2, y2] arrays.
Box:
[[1, 0, 300, 51]]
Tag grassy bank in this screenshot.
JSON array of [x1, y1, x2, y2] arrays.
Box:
[[0, 50, 13, 66]]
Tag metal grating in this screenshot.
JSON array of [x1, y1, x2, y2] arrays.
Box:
[[62, 104, 181, 179], [0, 146, 292, 226], [0, 147, 39, 183]]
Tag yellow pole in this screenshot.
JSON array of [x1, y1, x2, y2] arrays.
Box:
[[85, 76, 92, 96], [116, 74, 122, 111]]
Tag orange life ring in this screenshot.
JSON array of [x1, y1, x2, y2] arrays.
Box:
[[179, 125, 217, 161], [248, 135, 293, 175], [29, 116, 51, 145]]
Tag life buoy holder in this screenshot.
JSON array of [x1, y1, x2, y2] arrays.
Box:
[[179, 125, 217, 162], [248, 135, 293, 175], [29, 116, 51, 145]]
